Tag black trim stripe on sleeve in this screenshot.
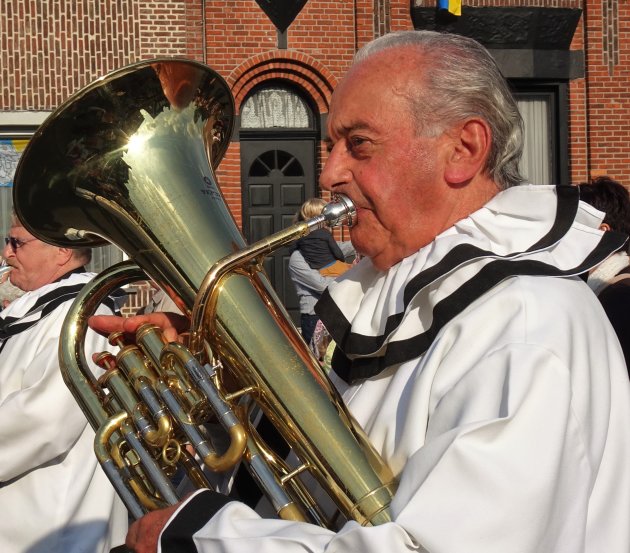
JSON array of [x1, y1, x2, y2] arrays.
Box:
[[160, 490, 234, 553]]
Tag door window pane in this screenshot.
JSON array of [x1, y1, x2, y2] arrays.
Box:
[[516, 94, 553, 185], [241, 87, 312, 129]]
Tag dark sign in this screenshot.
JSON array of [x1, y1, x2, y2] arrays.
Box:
[[255, 0, 309, 33]]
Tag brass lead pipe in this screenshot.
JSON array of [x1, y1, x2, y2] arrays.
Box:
[[188, 195, 357, 357]]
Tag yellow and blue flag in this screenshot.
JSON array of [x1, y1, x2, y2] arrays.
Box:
[[438, 0, 461, 17]]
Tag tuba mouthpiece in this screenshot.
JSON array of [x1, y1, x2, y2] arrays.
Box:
[[309, 194, 357, 231]]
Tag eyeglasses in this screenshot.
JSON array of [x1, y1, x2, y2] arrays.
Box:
[[4, 236, 37, 250]]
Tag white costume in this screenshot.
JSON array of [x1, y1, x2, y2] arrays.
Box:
[[0, 272, 128, 553], [157, 185, 630, 553]]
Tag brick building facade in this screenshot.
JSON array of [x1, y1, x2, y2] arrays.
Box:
[[1, 0, 629, 314]]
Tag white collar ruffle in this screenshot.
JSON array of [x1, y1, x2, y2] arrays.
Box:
[[318, 185, 626, 382]]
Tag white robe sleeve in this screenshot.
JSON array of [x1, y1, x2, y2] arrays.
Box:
[[155, 270, 630, 553], [0, 304, 112, 482], [157, 343, 601, 553], [391, 345, 590, 553]]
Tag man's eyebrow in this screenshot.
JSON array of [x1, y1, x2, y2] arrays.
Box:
[[327, 122, 372, 144], [339, 122, 371, 134]]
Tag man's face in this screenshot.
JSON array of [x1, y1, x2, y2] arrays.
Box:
[[3, 225, 63, 291], [320, 48, 460, 271]]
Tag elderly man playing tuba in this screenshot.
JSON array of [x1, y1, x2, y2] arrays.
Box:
[[91, 31, 630, 553]]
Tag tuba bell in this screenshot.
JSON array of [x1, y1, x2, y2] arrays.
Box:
[[12, 59, 396, 527]]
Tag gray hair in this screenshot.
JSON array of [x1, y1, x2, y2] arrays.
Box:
[[354, 31, 524, 189], [72, 247, 92, 265]]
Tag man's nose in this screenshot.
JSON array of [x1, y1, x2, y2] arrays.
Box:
[[319, 143, 350, 192], [2, 241, 13, 258]]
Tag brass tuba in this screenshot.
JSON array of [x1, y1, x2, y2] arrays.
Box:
[[12, 59, 396, 527]]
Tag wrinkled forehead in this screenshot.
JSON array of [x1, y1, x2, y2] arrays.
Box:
[[8, 223, 35, 239], [328, 54, 424, 136], [333, 48, 426, 105]]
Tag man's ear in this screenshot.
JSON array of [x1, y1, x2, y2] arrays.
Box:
[[444, 118, 491, 185], [600, 222, 611, 232], [56, 247, 74, 266]]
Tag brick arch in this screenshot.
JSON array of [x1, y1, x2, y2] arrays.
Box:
[[227, 51, 338, 115]]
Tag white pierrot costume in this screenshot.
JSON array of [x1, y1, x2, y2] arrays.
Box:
[[0, 272, 128, 553], [156, 185, 630, 553]]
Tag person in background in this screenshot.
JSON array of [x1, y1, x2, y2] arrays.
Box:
[[287, 245, 334, 346], [292, 198, 352, 278], [0, 214, 128, 553], [577, 176, 630, 370], [137, 280, 183, 316], [288, 199, 354, 345], [90, 31, 630, 553]]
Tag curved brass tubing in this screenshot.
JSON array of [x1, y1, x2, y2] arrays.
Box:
[[95, 411, 166, 512], [161, 341, 248, 472]]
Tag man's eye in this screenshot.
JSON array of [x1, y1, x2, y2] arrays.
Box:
[[348, 136, 367, 149]]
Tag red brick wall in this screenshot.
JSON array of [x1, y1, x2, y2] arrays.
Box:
[[569, 0, 630, 184], [138, 1, 188, 58], [3, 0, 630, 312], [4, 1, 630, 187], [569, 15, 589, 184], [0, 0, 193, 110], [203, 1, 355, 82]]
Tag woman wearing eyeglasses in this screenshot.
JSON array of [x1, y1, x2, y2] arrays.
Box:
[[0, 214, 128, 553]]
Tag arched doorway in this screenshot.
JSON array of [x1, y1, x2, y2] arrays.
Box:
[[239, 83, 319, 324]]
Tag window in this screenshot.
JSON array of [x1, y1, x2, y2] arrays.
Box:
[[0, 129, 33, 241], [516, 94, 553, 185], [241, 86, 312, 129], [512, 83, 568, 186]]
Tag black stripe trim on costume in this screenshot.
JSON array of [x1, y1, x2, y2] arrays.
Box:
[[0, 283, 87, 340], [527, 184, 578, 252], [160, 490, 234, 553], [53, 266, 87, 283], [318, 186, 581, 357], [318, 186, 581, 356], [0, 280, 121, 341], [331, 230, 626, 384], [21, 283, 86, 315]]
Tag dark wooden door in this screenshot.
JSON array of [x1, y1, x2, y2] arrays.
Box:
[[241, 139, 316, 324]]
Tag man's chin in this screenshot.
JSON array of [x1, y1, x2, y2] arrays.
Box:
[[357, 245, 402, 271], [349, 229, 381, 262], [8, 278, 25, 292]]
